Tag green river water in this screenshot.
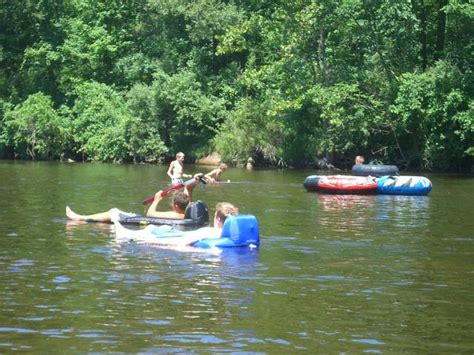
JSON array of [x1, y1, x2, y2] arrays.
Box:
[[0, 160, 473, 353]]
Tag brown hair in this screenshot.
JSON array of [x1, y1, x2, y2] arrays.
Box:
[[172, 191, 190, 212], [215, 202, 239, 223]]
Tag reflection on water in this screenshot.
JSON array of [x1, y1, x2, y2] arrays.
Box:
[[64, 219, 113, 237], [317, 194, 377, 232], [315, 193, 431, 231], [375, 194, 431, 228], [106, 238, 262, 350], [317, 193, 377, 212]]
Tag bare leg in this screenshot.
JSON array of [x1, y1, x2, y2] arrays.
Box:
[[113, 221, 157, 242], [114, 221, 133, 240], [113, 220, 201, 246], [66, 206, 112, 222]]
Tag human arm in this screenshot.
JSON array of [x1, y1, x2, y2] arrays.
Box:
[[183, 173, 204, 201], [213, 170, 222, 181], [145, 191, 184, 219], [204, 169, 218, 183], [167, 161, 175, 179]]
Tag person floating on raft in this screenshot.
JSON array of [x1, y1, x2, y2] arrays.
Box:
[[351, 155, 400, 177], [114, 202, 260, 249], [66, 173, 203, 223]]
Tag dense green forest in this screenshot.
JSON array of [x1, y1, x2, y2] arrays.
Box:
[[0, 0, 472, 171]]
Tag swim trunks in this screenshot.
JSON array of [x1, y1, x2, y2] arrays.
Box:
[[109, 208, 138, 222], [171, 178, 184, 185]]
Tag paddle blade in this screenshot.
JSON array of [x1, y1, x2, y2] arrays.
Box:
[[142, 195, 156, 206]]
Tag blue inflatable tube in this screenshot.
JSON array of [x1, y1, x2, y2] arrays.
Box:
[[377, 176, 432, 195], [121, 214, 260, 249], [193, 214, 260, 248]]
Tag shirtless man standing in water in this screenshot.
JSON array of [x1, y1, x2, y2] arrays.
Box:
[[167, 152, 192, 185]]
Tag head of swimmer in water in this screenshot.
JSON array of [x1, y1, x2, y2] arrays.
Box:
[[213, 202, 239, 229]]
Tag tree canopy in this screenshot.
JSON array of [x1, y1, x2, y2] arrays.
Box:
[[0, 0, 472, 171]]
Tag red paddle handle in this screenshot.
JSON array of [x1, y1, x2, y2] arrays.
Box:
[[142, 176, 202, 205], [142, 183, 183, 205]]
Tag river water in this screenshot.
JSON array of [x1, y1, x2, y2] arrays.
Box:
[[0, 160, 472, 352]]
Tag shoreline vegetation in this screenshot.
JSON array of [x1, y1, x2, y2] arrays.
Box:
[[3, 156, 468, 175], [0, 1, 472, 173]]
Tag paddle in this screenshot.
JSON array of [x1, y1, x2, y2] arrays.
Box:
[[142, 175, 205, 206]]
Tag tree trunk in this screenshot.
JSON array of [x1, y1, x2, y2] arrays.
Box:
[[420, 1, 428, 70], [434, 0, 447, 60]]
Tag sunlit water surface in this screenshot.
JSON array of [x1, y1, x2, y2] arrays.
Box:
[[0, 161, 473, 352]]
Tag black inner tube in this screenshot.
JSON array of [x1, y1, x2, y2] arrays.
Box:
[[352, 164, 399, 176]]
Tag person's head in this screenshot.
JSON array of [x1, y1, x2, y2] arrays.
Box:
[[171, 191, 190, 213], [214, 202, 239, 229], [355, 155, 365, 164], [218, 163, 228, 171], [176, 152, 185, 161]]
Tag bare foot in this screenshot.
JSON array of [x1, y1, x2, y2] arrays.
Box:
[[65, 206, 81, 220]]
